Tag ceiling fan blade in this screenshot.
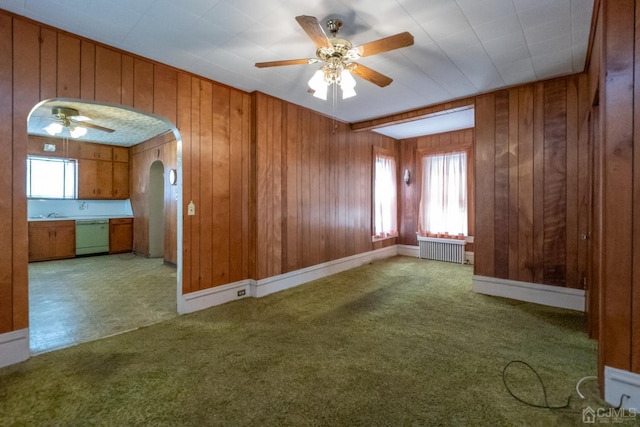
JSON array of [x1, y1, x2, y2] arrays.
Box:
[[348, 63, 393, 87], [255, 58, 315, 68], [295, 15, 332, 49], [71, 119, 115, 133], [354, 32, 414, 58]]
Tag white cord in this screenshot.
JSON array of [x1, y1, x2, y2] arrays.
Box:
[[576, 375, 598, 399]]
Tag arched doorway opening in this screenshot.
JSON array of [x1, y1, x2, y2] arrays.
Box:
[[149, 160, 165, 258], [26, 98, 183, 354]]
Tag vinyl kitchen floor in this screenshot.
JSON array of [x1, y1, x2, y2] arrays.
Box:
[[28, 253, 177, 355]]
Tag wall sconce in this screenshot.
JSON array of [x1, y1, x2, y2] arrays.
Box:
[[169, 169, 177, 185], [403, 169, 410, 184]]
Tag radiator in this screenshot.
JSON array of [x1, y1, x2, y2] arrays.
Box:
[[417, 236, 466, 264]]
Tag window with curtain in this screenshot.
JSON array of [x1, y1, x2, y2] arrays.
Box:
[[27, 156, 77, 199], [373, 152, 398, 239], [418, 151, 467, 237]]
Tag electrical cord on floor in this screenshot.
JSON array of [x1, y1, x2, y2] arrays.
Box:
[[503, 361, 631, 414], [502, 360, 572, 410]]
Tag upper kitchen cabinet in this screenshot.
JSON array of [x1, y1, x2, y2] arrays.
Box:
[[112, 155, 130, 199], [77, 158, 113, 199], [79, 141, 113, 160], [76, 142, 130, 200]]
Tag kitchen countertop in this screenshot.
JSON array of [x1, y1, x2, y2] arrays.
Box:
[[28, 215, 134, 222]]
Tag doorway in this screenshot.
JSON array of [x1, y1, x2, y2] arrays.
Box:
[[149, 161, 165, 258], [26, 98, 183, 354]]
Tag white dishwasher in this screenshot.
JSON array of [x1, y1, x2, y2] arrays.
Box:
[[76, 219, 110, 255]]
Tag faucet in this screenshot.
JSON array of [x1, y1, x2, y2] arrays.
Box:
[[47, 212, 58, 218]]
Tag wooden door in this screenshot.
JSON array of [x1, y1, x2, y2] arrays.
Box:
[[109, 218, 133, 253], [112, 161, 129, 199], [96, 160, 113, 198], [28, 223, 53, 261], [52, 222, 76, 259], [77, 159, 98, 198]]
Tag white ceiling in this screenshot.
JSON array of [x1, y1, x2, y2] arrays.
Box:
[[2, 0, 594, 136]]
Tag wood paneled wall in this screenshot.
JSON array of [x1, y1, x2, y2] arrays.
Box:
[[398, 128, 475, 247], [474, 75, 590, 289], [0, 10, 253, 333], [254, 93, 398, 280], [130, 132, 178, 264], [593, 0, 640, 378]]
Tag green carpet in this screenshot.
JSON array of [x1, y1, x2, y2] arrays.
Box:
[[0, 256, 621, 426]]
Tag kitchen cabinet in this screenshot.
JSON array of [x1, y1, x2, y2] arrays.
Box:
[[109, 218, 133, 253], [112, 159, 130, 199], [28, 220, 76, 262], [78, 159, 113, 199], [79, 142, 112, 160], [112, 146, 129, 163]]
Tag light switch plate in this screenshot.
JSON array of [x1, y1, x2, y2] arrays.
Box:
[[187, 201, 195, 216]]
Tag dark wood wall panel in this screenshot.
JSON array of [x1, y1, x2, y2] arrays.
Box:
[[542, 80, 568, 286], [0, 12, 13, 334], [254, 92, 397, 280], [474, 75, 589, 289], [57, 33, 80, 98], [598, 0, 635, 374]]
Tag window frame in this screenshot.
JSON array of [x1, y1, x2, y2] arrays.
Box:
[[371, 146, 399, 242], [416, 143, 474, 240], [26, 155, 78, 199]]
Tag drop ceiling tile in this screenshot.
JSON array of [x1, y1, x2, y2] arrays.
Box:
[[472, 14, 522, 42], [496, 57, 536, 85], [144, 0, 205, 30], [456, 0, 516, 27], [200, 1, 255, 33], [517, 1, 571, 30]]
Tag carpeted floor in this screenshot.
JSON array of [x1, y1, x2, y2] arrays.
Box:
[[0, 256, 625, 426]]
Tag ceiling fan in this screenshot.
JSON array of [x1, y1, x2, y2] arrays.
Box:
[[255, 15, 414, 100], [44, 106, 115, 138]]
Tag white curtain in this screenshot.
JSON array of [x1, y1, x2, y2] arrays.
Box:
[[418, 152, 467, 236], [374, 155, 398, 237]]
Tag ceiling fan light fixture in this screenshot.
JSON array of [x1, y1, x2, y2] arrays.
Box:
[[340, 69, 357, 99], [44, 122, 63, 136], [69, 126, 87, 138], [308, 69, 328, 100]]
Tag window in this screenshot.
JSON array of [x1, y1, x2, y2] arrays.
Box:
[[27, 156, 77, 199], [373, 150, 398, 239], [418, 151, 467, 237]]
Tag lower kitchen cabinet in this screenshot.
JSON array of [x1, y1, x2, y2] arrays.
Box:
[[109, 218, 133, 253], [28, 220, 76, 262]]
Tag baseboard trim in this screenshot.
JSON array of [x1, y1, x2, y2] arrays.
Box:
[[252, 245, 398, 298], [179, 246, 400, 313], [0, 328, 30, 368], [179, 279, 252, 314], [472, 275, 585, 311], [604, 366, 640, 411], [397, 244, 419, 257]]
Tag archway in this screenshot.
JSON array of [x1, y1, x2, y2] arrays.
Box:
[[149, 160, 165, 258], [26, 98, 183, 354]]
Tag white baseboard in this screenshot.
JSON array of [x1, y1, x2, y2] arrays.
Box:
[[253, 245, 398, 298], [0, 329, 30, 368], [179, 246, 400, 313], [397, 244, 419, 257], [605, 366, 640, 411], [179, 279, 252, 314], [472, 275, 585, 311]]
